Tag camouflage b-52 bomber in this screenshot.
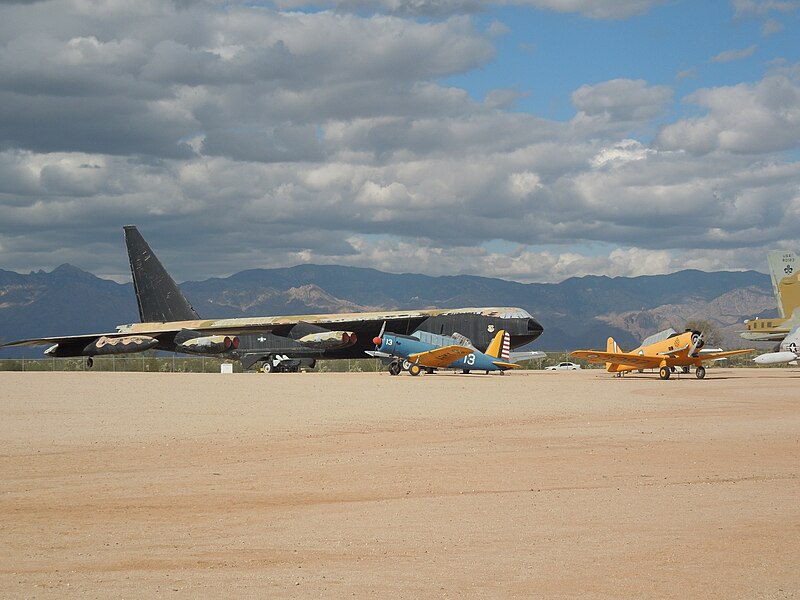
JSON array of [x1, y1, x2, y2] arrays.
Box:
[[3, 226, 544, 372]]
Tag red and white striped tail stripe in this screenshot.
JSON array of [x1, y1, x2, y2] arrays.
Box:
[[501, 332, 510, 360]]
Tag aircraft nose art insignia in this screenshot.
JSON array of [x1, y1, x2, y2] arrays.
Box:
[[487, 325, 495, 332], [785, 265, 794, 275]]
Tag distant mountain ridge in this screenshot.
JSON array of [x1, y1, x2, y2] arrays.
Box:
[[0, 263, 775, 356]]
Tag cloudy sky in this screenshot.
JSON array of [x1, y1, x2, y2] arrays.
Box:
[[0, 0, 798, 283]]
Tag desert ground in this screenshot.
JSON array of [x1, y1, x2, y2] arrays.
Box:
[[0, 368, 798, 599]]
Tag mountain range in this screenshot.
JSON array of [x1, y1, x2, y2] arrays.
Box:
[[0, 263, 777, 357]]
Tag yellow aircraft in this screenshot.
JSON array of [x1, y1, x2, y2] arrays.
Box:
[[570, 329, 753, 380]]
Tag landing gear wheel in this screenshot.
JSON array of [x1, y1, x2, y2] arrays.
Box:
[[408, 364, 422, 377], [682, 366, 690, 374], [261, 361, 273, 374], [402, 360, 411, 372], [86, 357, 94, 368], [695, 365, 706, 379], [388, 362, 402, 376], [659, 366, 671, 380], [462, 369, 471, 374]]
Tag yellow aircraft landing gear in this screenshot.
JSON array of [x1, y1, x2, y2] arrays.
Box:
[[408, 364, 422, 377], [659, 366, 671, 380]]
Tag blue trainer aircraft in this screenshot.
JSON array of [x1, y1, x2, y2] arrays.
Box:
[[368, 328, 529, 375]]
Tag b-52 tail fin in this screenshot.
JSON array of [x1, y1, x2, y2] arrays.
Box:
[[123, 225, 200, 323]]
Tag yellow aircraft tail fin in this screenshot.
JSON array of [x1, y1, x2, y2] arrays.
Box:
[[767, 250, 800, 319], [605, 336, 620, 372], [485, 330, 510, 360]]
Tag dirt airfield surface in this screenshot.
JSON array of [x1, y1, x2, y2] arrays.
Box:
[[1, 368, 798, 599]]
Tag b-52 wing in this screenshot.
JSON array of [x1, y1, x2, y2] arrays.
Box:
[[2, 332, 113, 347]]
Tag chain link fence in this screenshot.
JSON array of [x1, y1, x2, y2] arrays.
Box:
[[0, 352, 760, 373]]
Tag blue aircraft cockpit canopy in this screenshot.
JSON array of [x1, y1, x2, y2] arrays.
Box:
[[413, 330, 476, 349]]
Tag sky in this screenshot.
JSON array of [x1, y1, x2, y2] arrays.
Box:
[[0, 0, 799, 284]]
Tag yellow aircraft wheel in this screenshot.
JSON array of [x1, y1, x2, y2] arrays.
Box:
[[408, 364, 422, 377], [659, 366, 671, 380]]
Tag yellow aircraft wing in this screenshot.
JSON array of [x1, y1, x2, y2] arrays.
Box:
[[570, 350, 663, 370], [571, 348, 753, 369], [408, 345, 474, 367], [492, 361, 523, 370], [695, 348, 753, 362]]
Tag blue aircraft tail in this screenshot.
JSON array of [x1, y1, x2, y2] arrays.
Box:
[[485, 330, 510, 359]]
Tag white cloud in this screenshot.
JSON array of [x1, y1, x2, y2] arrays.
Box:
[[761, 18, 784, 34], [486, 19, 510, 36], [507, 171, 543, 198], [0, 0, 799, 284], [656, 75, 800, 154], [299, 239, 774, 283], [270, 0, 664, 18], [513, 0, 664, 19], [571, 79, 672, 133], [590, 139, 653, 168], [58, 36, 145, 67], [0, 8, 494, 159], [731, 0, 800, 17], [731, 0, 798, 39], [710, 45, 757, 63]]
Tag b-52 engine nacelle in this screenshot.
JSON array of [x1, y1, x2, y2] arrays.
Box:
[[76, 335, 159, 356], [295, 330, 357, 350], [175, 333, 240, 355]]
